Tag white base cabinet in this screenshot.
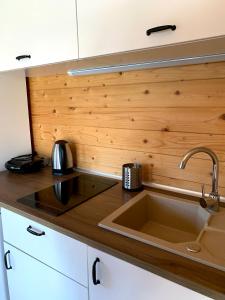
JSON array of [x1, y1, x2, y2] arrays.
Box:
[[4, 243, 88, 300], [0, 213, 9, 300], [1, 208, 88, 287], [1, 209, 213, 300], [88, 247, 211, 300]]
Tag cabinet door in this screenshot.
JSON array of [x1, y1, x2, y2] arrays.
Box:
[[0, 215, 9, 300], [4, 243, 88, 300], [77, 0, 225, 58], [0, 0, 78, 71], [88, 247, 211, 300]]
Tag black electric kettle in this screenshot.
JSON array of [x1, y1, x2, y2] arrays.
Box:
[[51, 140, 73, 175]]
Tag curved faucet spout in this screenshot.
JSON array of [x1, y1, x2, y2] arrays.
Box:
[[179, 147, 219, 197]]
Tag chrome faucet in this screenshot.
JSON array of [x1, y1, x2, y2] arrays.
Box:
[[179, 147, 220, 212]]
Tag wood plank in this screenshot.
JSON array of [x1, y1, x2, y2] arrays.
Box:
[[32, 124, 225, 161], [30, 106, 225, 134], [29, 78, 225, 108], [28, 61, 225, 90], [33, 140, 225, 191]]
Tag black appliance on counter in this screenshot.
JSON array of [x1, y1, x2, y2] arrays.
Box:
[[5, 154, 44, 173], [17, 173, 117, 216]]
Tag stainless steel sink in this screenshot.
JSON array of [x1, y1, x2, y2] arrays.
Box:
[[99, 190, 225, 272]]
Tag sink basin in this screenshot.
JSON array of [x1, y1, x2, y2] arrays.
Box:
[[99, 190, 225, 271], [99, 190, 209, 245]]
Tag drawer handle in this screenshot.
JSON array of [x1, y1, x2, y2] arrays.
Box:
[[146, 25, 176, 36], [16, 55, 31, 61], [4, 250, 12, 270], [92, 257, 100, 285], [27, 225, 45, 236]]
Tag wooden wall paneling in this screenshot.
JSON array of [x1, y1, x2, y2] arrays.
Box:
[[30, 78, 225, 108], [32, 124, 225, 161], [28, 61, 225, 196], [33, 137, 225, 189], [31, 106, 225, 134]]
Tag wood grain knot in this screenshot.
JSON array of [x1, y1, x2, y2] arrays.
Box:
[[68, 106, 76, 111], [143, 139, 148, 144], [144, 89, 150, 94], [220, 113, 225, 120], [174, 90, 181, 95], [52, 109, 56, 113]]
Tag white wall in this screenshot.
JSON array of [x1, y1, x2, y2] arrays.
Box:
[[0, 70, 31, 170]]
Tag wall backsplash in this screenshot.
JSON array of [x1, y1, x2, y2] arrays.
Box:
[[28, 61, 225, 196]]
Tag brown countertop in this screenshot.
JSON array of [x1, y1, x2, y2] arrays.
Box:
[[0, 167, 224, 299]]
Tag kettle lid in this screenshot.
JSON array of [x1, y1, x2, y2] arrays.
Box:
[[54, 140, 68, 144]]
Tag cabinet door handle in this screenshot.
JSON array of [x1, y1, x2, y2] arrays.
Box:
[[146, 25, 176, 36], [92, 257, 100, 285], [4, 250, 12, 270], [16, 55, 31, 61], [27, 225, 45, 236]]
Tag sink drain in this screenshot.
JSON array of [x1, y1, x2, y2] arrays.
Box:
[[186, 242, 201, 253]]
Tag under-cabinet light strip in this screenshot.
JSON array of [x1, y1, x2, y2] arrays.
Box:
[[68, 53, 225, 76]]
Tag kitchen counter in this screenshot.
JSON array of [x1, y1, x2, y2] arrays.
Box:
[[0, 167, 224, 299]]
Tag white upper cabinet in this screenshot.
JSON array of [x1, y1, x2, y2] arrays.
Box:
[[77, 0, 225, 58], [0, 0, 78, 71]]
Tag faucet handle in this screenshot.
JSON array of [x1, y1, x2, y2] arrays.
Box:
[[201, 184, 206, 199], [200, 184, 208, 209], [199, 184, 219, 212]]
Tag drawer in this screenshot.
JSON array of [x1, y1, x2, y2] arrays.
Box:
[[4, 243, 88, 300], [1, 208, 88, 287]]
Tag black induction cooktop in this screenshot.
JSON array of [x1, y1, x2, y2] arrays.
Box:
[[17, 174, 117, 216]]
